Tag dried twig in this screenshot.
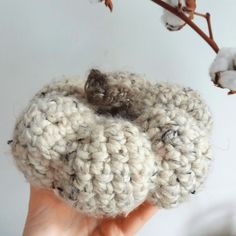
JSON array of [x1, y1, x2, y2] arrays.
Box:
[[151, 0, 219, 53]]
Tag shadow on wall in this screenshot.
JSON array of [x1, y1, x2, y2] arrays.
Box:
[[185, 202, 236, 236]]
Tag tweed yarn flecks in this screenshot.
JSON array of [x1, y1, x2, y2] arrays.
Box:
[[10, 70, 213, 217]]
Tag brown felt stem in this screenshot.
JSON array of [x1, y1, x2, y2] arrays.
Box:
[[151, 0, 219, 53]]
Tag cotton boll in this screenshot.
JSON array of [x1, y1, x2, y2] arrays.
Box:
[[210, 48, 236, 74], [217, 47, 236, 58], [217, 71, 236, 92], [161, 0, 187, 31], [209, 57, 228, 82], [209, 48, 236, 94], [161, 11, 186, 31]]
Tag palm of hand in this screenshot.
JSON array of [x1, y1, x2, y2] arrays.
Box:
[[23, 186, 157, 236]]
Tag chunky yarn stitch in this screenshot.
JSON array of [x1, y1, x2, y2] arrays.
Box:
[[10, 69, 213, 217]]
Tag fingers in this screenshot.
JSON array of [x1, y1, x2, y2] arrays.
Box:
[[26, 186, 100, 236], [100, 202, 158, 236], [118, 201, 158, 236], [29, 186, 59, 205], [28, 186, 158, 236], [27, 186, 58, 217]]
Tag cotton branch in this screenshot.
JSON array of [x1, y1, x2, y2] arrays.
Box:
[[101, 0, 236, 94], [151, 0, 219, 53]]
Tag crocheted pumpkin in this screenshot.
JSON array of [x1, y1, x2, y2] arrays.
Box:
[[10, 69, 213, 217]]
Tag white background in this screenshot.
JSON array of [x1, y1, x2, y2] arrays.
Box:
[[1, 0, 236, 235]]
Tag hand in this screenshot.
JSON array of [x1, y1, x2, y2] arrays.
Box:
[[23, 186, 158, 236]]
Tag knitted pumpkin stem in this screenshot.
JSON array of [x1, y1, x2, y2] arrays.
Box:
[[151, 0, 219, 53]]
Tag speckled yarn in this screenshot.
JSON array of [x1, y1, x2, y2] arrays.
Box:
[[10, 70, 213, 217]]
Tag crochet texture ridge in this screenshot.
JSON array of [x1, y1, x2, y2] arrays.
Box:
[[10, 70, 213, 217]]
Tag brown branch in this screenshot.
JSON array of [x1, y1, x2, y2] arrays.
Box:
[[206, 13, 214, 40], [190, 11, 214, 40], [151, 0, 219, 53]]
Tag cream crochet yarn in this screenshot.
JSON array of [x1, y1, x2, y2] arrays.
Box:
[[10, 69, 213, 217]]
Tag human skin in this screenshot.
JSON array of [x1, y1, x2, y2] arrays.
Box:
[[23, 186, 158, 236]]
